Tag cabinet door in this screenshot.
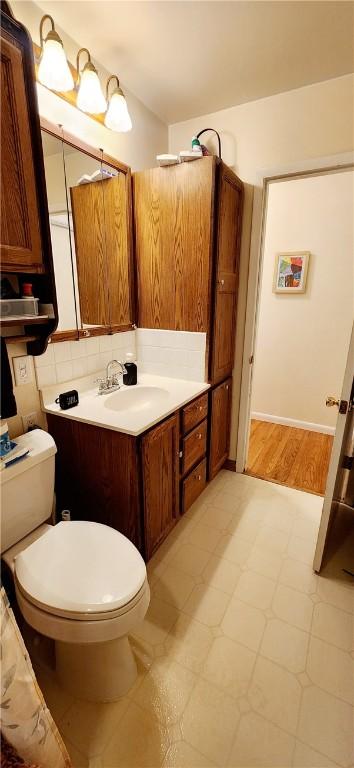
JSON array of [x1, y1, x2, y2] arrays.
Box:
[[134, 157, 215, 332], [209, 378, 232, 480], [103, 169, 135, 329], [142, 413, 180, 559], [210, 164, 243, 383], [70, 180, 109, 328], [0, 29, 42, 270]]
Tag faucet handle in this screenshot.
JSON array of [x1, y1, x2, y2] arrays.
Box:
[[95, 377, 107, 394]]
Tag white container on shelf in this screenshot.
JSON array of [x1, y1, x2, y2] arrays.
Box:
[[0, 298, 39, 318]]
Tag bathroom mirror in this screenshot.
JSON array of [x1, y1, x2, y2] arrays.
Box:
[[42, 131, 78, 335], [41, 120, 135, 341]]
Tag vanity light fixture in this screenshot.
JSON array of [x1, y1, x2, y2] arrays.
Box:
[[105, 75, 132, 132], [38, 15, 74, 92], [76, 48, 107, 114]]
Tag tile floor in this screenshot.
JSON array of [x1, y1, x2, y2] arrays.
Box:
[[35, 471, 354, 768]]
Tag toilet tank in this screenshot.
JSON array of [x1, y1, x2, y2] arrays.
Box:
[[0, 429, 57, 554]]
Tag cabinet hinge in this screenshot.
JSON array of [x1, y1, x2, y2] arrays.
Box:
[[342, 455, 353, 470]]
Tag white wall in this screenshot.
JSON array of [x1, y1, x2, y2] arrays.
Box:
[[12, 1, 168, 171], [169, 74, 354, 458], [251, 170, 354, 432]]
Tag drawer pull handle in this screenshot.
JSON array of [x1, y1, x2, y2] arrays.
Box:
[[196, 433, 202, 440], [194, 474, 202, 481], [199, 405, 203, 411]]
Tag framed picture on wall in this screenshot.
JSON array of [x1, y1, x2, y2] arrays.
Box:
[[273, 251, 310, 293]]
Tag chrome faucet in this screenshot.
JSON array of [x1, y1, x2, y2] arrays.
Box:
[[95, 359, 127, 395]]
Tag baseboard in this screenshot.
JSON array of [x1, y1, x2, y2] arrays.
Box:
[[224, 459, 236, 472], [251, 411, 335, 436]]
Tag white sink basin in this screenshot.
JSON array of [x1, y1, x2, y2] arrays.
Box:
[[104, 386, 170, 413]]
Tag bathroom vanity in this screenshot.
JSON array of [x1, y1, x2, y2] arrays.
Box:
[[45, 376, 215, 559]]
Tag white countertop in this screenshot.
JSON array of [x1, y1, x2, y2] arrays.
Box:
[[42, 373, 210, 437]]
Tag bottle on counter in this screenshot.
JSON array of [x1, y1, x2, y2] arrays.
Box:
[[123, 352, 137, 386]]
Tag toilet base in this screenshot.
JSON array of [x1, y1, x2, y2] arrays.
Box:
[[56, 635, 138, 702]]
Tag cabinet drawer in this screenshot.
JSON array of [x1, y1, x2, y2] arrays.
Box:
[[182, 458, 207, 514], [182, 393, 208, 435], [182, 419, 207, 475]]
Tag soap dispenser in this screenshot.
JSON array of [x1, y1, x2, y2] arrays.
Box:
[[123, 352, 137, 386]]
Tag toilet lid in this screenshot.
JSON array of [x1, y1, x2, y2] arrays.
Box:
[[15, 521, 147, 615]]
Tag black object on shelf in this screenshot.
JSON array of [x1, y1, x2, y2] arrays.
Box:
[[196, 128, 222, 159]]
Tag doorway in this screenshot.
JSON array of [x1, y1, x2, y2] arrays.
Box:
[[244, 166, 354, 496]]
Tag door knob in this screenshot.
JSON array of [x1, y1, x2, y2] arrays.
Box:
[[326, 396, 340, 408]]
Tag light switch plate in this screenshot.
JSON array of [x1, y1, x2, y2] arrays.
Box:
[[13, 355, 33, 386]]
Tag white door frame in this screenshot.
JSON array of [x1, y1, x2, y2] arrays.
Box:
[[236, 151, 354, 473]]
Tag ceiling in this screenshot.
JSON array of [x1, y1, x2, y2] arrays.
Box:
[[35, 1, 354, 124]]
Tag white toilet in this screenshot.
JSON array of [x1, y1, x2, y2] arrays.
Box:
[[0, 429, 150, 702]]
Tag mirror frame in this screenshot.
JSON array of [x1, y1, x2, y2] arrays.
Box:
[[40, 117, 136, 342]]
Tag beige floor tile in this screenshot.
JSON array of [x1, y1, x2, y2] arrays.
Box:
[[272, 584, 313, 632], [35, 665, 74, 724], [255, 524, 289, 554], [227, 514, 260, 543], [292, 512, 320, 542], [184, 522, 223, 553], [297, 685, 354, 766], [215, 532, 253, 566], [181, 678, 240, 766], [170, 543, 211, 576], [312, 601, 354, 651], [133, 657, 196, 724], [221, 598, 266, 652], [102, 701, 170, 768], [199, 504, 235, 531], [292, 740, 341, 767], [279, 558, 318, 594], [260, 618, 309, 673], [153, 565, 196, 609], [234, 571, 276, 611], [316, 577, 354, 614], [133, 596, 179, 647], [287, 535, 315, 566], [59, 696, 129, 757], [228, 711, 295, 767], [248, 656, 302, 735], [246, 545, 283, 581], [265, 504, 295, 534], [202, 635, 256, 699], [183, 583, 230, 627], [163, 740, 216, 767], [164, 614, 214, 673], [307, 636, 354, 704], [201, 554, 241, 595], [64, 738, 90, 768], [212, 489, 245, 512]]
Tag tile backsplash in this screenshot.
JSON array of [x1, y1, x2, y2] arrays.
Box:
[[34, 331, 136, 388], [136, 329, 206, 382], [34, 328, 207, 390]]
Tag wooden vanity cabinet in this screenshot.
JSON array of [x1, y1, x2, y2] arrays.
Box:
[[142, 413, 180, 559], [46, 415, 142, 550], [209, 378, 232, 480]]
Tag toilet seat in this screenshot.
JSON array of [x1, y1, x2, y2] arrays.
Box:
[[15, 520, 146, 618]]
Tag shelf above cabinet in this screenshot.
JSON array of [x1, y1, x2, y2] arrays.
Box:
[[0, 315, 49, 327]]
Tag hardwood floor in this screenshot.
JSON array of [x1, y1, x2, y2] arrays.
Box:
[[246, 420, 333, 495]]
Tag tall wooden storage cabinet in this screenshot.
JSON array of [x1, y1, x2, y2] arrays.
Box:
[[0, 2, 57, 352], [133, 157, 244, 480]]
